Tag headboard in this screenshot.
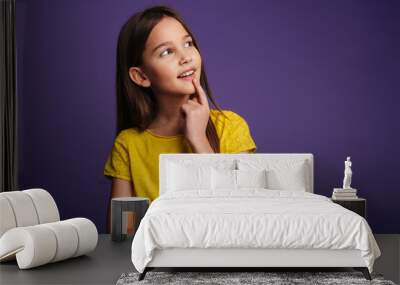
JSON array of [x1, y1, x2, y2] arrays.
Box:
[[159, 153, 314, 195]]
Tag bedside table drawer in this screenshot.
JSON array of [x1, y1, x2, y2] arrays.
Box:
[[331, 198, 366, 219]]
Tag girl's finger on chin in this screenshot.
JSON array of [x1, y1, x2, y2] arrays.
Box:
[[192, 78, 201, 90], [191, 78, 198, 91], [192, 78, 207, 105]]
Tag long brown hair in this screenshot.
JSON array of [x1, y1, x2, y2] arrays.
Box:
[[115, 5, 226, 153]]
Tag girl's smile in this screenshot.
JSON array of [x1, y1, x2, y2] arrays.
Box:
[[178, 68, 196, 81], [179, 74, 196, 82]]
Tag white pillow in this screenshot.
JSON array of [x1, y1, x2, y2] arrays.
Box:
[[166, 158, 236, 170], [211, 168, 268, 190], [167, 162, 212, 191], [237, 159, 308, 191], [211, 168, 237, 190], [236, 169, 267, 188]]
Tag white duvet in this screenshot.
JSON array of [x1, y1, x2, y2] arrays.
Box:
[[131, 189, 381, 273]]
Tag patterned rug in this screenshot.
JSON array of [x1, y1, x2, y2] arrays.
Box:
[[116, 271, 397, 285]]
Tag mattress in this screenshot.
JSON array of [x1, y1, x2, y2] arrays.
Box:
[[131, 189, 381, 273]]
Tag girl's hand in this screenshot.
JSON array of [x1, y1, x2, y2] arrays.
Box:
[[181, 78, 212, 151]]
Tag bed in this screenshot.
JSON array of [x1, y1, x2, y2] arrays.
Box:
[[130, 153, 381, 281]]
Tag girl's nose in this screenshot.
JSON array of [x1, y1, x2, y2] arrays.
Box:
[[179, 54, 192, 65]]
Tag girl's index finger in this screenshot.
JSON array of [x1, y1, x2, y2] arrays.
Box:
[[192, 78, 208, 107]]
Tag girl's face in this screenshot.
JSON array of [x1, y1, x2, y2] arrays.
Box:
[[130, 17, 202, 97]]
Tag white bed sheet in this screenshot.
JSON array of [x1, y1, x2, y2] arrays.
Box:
[[131, 189, 381, 273]]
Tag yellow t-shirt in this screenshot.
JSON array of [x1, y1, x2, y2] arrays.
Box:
[[103, 109, 256, 201]]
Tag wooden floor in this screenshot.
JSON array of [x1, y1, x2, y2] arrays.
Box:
[[0, 234, 399, 285]]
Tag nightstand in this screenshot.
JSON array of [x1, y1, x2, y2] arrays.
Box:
[[111, 197, 150, 242], [331, 197, 366, 219]]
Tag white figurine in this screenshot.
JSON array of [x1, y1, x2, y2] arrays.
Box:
[[342, 156, 353, 189]]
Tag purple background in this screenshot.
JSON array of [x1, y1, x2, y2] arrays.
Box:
[[16, 0, 400, 233]]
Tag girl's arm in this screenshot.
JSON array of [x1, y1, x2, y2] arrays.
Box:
[[187, 136, 214, 153], [107, 178, 135, 234]]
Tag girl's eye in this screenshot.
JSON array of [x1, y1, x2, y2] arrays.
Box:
[[160, 49, 172, 57], [159, 40, 194, 57], [184, 40, 194, 48]]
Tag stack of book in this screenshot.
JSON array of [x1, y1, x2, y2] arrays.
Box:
[[332, 188, 358, 200]]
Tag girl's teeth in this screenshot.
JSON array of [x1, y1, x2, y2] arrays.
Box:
[[180, 70, 194, 77]]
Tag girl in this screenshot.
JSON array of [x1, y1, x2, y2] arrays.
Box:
[[104, 5, 257, 233]]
